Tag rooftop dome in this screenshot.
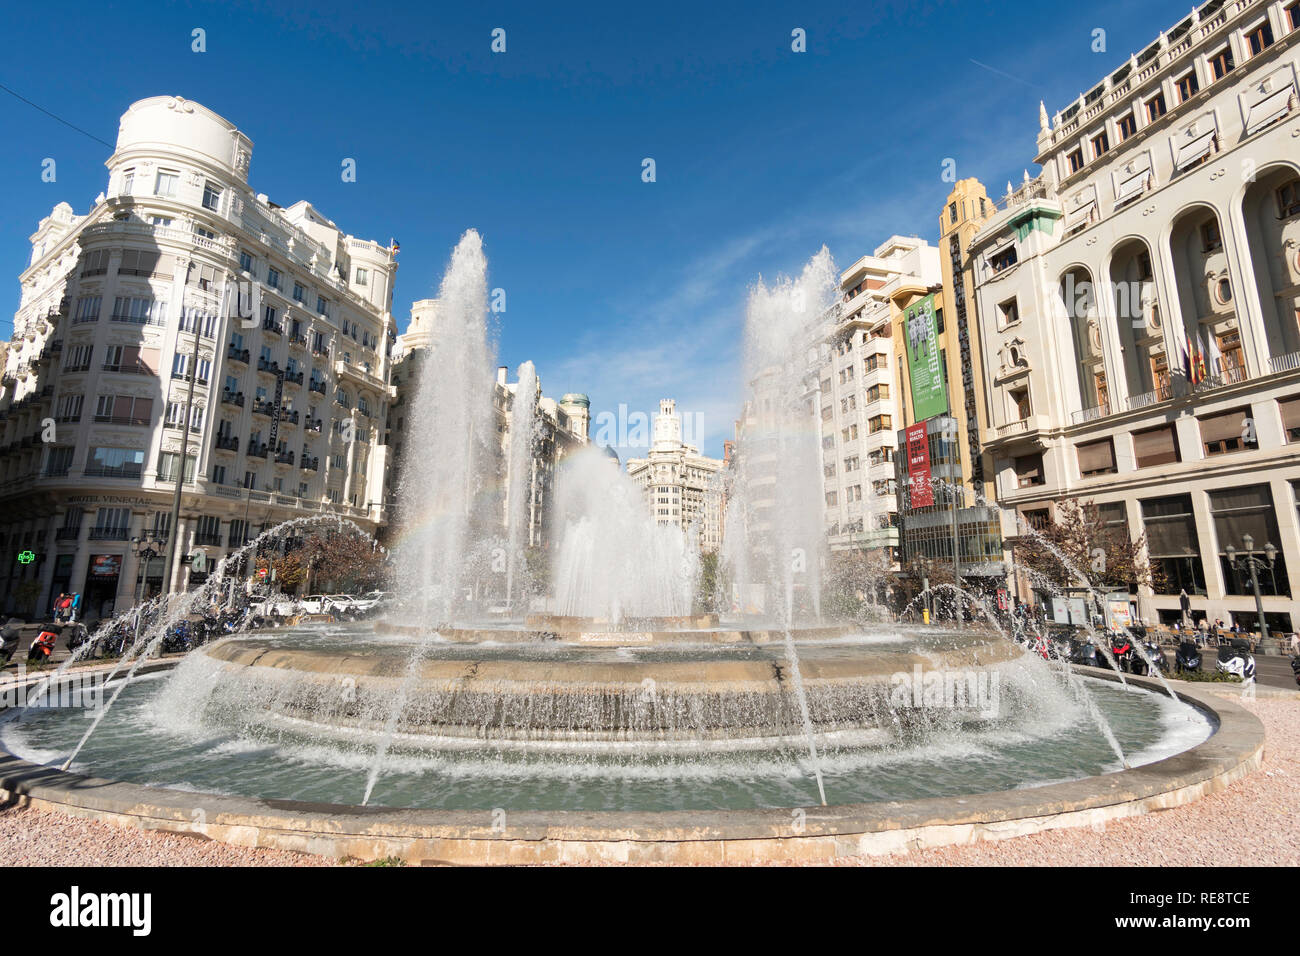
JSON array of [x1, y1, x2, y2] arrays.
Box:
[[559, 393, 590, 408]]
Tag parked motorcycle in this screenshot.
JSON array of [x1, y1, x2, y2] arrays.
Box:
[[1175, 640, 1202, 675], [1216, 638, 1256, 683], [1291, 655, 1300, 689], [1109, 631, 1135, 672], [1068, 639, 1100, 667], [27, 629, 59, 663]]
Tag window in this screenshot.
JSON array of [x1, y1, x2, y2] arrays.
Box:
[[1077, 437, 1117, 476], [825, 491, 838, 507], [1289, 2, 1300, 31], [1145, 93, 1167, 123], [239, 250, 254, 273], [1091, 131, 1109, 158], [1209, 48, 1234, 80], [948, 202, 958, 224], [202, 181, 222, 211], [1201, 219, 1222, 252], [119, 249, 162, 276], [154, 170, 178, 196], [1118, 114, 1137, 140], [112, 296, 165, 325], [1142, 494, 1204, 594], [211, 464, 227, 485], [74, 296, 101, 323], [293, 282, 305, 302], [1245, 22, 1274, 56], [267, 267, 281, 290], [1281, 396, 1300, 443], [1175, 72, 1199, 103], [355, 267, 368, 286], [990, 246, 1018, 274], [998, 298, 1019, 328], [1067, 148, 1084, 174], [1277, 180, 1300, 219], [316, 296, 330, 317], [1009, 386, 1031, 421], [1133, 424, 1180, 467], [121, 168, 135, 194], [1198, 407, 1257, 456], [1014, 453, 1044, 488], [868, 414, 891, 433], [1210, 486, 1289, 596], [85, 446, 144, 479]]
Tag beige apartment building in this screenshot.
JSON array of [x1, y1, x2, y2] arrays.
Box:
[[626, 399, 724, 551], [0, 96, 397, 621], [967, 0, 1300, 630]]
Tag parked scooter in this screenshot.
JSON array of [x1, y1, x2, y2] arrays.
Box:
[[0, 618, 23, 665], [1175, 639, 1202, 675], [1068, 638, 1100, 667], [1215, 638, 1256, 683], [27, 629, 59, 663], [1130, 638, 1166, 676]]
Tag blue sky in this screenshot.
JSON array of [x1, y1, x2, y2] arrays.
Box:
[[1, 0, 1183, 458]]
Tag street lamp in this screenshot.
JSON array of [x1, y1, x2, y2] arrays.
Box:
[[131, 534, 162, 648], [1225, 534, 1277, 646]]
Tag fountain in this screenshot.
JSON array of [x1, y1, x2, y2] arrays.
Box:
[[0, 241, 1263, 865]]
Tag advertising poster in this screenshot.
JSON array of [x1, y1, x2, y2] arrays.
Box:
[[903, 293, 949, 421], [905, 422, 934, 507]]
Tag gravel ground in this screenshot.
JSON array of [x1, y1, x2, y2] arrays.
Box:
[[0, 807, 337, 866], [848, 695, 1298, 867], [1, 696, 1293, 867]]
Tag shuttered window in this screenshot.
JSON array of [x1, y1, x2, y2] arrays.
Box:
[[1077, 437, 1117, 476], [1141, 494, 1198, 557], [1280, 395, 1300, 443], [1133, 424, 1179, 467], [1015, 453, 1044, 487], [1210, 485, 1290, 596], [1198, 407, 1256, 455]]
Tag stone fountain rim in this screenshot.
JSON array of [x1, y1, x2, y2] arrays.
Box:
[[0, 666, 1264, 864]]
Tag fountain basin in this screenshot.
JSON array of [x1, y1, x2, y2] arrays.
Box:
[[0, 666, 1263, 864]]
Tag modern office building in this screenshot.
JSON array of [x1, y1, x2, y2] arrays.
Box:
[[625, 399, 725, 551], [0, 95, 397, 621], [966, 0, 1300, 629]]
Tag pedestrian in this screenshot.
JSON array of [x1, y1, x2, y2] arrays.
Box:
[[1289, 631, 1299, 656]]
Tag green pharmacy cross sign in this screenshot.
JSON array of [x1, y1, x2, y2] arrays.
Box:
[[17, 550, 36, 565]]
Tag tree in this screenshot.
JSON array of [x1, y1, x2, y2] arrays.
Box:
[[263, 531, 388, 595], [1010, 498, 1163, 596], [695, 551, 720, 614], [823, 548, 894, 621]]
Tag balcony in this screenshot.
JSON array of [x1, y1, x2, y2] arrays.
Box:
[[101, 361, 155, 376], [221, 390, 245, 407], [274, 450, 295, 466], [1071, 402, 1112, 425], [305, 418, 323, 433], [1127, 381, 1175, 411], [194, 532, 223, 546], [252, 400, 275, 417], [93, 413, 151, 426], [309, 380, 326, 395], [247, 441, 269, 459], [83, 465, 142, 480], [88, 527, 130, 541], [215, 434, 239, 452], [226, 345, 250, 364], [300, 456, 319, 472], [289, 334, 308, 349], [1268, 350, 1300, 375], [54, 527, 81, 541], [261, 318, 284, 336], [283, 370, 304, 387], [256, 357, 281, 376], [311, 346, 330, 360], [280, 409, 300, 426], [62, 363, 90, 374]]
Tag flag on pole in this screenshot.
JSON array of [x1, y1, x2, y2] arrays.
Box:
[[1182, 332, 1194, 383], [389, 239, 400, 256], [1198, 330, 1211, 382], [1206, 330, 1223, 378]]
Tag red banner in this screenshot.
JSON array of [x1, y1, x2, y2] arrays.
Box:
[[906, 422, 933, 507]]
